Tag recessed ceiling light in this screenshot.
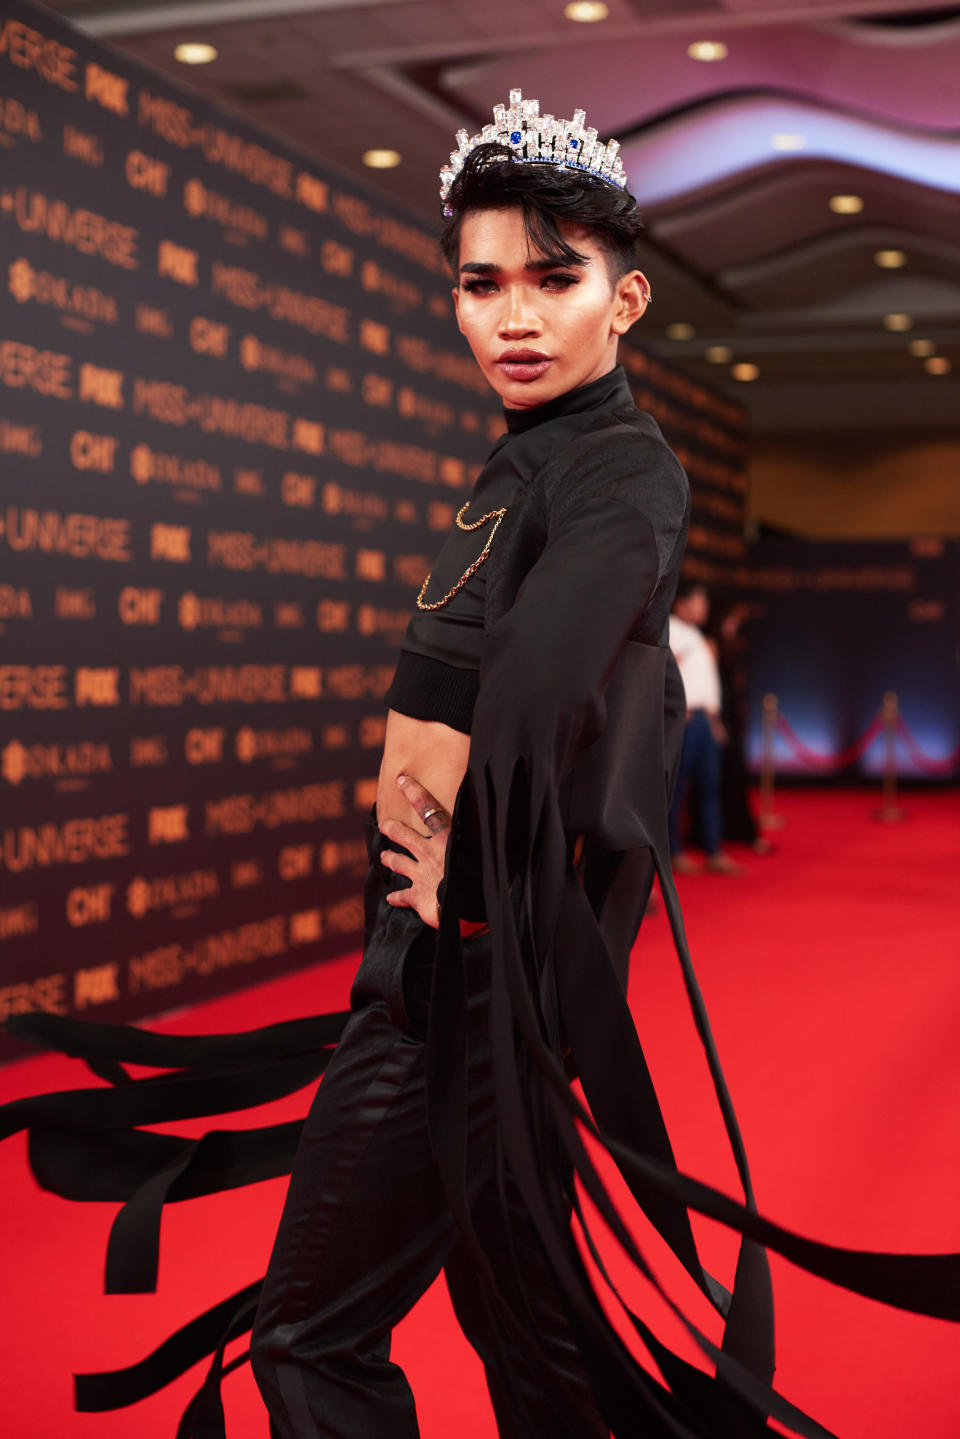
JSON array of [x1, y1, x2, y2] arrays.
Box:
[[908, 339, 936, 357], [829, 194, 863, 215], [883, 313, 913, 331], [924, 356, 951, 375], [564, 1, 610, 21], [174, 42, 218, 65], [687, 41, 728, 62], [732, 363, 759, 381], [666, 322, 695, 341], [771, 133, 805, 152], [362, 149, 402, 169], [875, 249, 906, 269], [705, 345, 732, 363]]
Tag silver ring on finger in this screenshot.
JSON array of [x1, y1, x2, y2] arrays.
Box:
[[421, 807, 442, 822]]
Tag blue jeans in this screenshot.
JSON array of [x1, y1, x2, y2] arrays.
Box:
[[668, 709, 722, 856]]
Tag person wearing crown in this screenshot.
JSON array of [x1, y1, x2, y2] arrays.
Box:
[[4, 91, 954, 1439], [246, 93, 957, 1439], [248, 90, 691, 1439]]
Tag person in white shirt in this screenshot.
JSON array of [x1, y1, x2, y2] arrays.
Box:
[[668, 581, 742, 875]]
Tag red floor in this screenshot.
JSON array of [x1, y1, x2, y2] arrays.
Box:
[[1, 789, 958, 1438]]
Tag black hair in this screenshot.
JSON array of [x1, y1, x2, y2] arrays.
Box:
[[439, 142, 644, 285], [674, 577, 708, 603]]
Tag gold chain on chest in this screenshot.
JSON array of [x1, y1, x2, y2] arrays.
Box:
[[415, 502, 508, 611]]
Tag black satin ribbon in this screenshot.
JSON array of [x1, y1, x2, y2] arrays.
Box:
[[424, 697, 960, 1439], [101, 1123, 300, 1295], [174, 1290, 262, 1439], [537, 793, 953, 1432], [3, 1014, 346, 1292], [6, 1010, 346, 1071], [28, 1120, 304, 1206], [74, 1282, 262, 1414]]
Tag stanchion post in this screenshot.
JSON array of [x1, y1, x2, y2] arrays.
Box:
[[759, 693, 786, 830], [875, 691, 906, 823]]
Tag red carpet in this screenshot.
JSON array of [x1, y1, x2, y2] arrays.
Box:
[[1, 789, 957, 1438]]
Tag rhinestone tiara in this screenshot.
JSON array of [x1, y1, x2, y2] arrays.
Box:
[[440, 88, 627, 214]]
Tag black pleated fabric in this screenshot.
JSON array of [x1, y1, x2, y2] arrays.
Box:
[[2, 367, 958, 1437]]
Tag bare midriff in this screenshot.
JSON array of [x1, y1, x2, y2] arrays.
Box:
[[376, 708, 471, 833]]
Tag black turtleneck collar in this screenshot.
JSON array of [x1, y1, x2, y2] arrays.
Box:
[[502, 365, 633, 434]]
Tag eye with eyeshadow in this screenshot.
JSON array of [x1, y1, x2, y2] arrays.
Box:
[[540, 272, 580, 291], [461, 272, 581, 295], [460, 277, 497, 294]]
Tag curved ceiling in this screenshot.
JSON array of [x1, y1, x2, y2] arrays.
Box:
[[47, 0, 960, 432], [617, 96, 960, 207], [448, 13, 960, 133]]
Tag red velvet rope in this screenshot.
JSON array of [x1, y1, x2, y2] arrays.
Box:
[[895, 717, 960, 776], [773, 712, 884, 771], [771, 710, 960, 775]]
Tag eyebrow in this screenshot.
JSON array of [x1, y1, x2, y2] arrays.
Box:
[[459, 255, 588, 275]]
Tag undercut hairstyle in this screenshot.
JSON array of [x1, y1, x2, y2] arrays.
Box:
[[439, 142, 645, 286]]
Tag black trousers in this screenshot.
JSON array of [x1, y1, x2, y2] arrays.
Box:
[[250, 819, 608, 1438]]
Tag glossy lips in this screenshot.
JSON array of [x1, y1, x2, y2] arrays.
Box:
[[496, 349, 552, 383]]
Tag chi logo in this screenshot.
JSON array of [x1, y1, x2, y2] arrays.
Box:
[[1, 740, 28, 786], [126, 877, 150, 918], [235, 726, 257, 764], [130, 443, 153, 484], [178, 592, 200, 630], [9, 259, 34, 304]]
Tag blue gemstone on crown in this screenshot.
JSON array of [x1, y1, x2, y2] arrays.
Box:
[[440, 90, 628, 208]]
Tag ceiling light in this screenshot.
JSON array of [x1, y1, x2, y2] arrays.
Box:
[[705, 346, 732, 363], [362, 149, 402, 169], [883, 313, 913, 331], [564, 2, 610, 21], [908, 339, 935, 357], [731, 363, 759, 381], [174, 42, 218, 65], [829, 194, 863, 215], [771, 133, 805, 152], [687, 41, 728, 62], [924, 356, 951, 375], [875, 249, 906, 269], [666, 322, 695, 340]]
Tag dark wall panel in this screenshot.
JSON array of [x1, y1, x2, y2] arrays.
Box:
[[0, 0, 748, 1057], [0, 0, 504, 1055]]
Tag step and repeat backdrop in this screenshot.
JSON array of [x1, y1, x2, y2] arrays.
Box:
[[619, 347, 748, 592], [0, 0, 747, 1056]]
